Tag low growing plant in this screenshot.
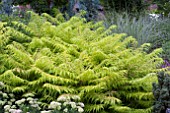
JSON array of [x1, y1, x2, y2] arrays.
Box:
[[0, 81, 84, 113]]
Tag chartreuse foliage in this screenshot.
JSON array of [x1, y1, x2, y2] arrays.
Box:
[[0, 12, 163, 113]]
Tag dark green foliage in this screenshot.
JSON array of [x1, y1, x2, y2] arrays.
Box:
[[162, 41, 170, 60], [30, 0, 51, 14], [12, 0, 104, 21], [101, 0, 147, 13], [66, 0, 102, 21], [12, 0, 66, 14], [155, 18, 170, 60], [153, 71, 170, 113], [153, 0, 170, 16]]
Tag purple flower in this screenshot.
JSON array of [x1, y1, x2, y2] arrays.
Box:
[[148, 4, 158, 10], [166, 108, 170, 113], [161, 60, 170, 68]]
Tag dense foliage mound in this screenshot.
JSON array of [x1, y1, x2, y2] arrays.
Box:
[[153, 71, 170, 113], [0, 12, 163, 113]]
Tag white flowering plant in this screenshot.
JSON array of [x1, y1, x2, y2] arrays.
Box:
[[0, 82, 41, 113], [0, 82, 84, 113], [48, 94, 84, 113], [2, 94, 41, 113], [0, 81, 10, 113]]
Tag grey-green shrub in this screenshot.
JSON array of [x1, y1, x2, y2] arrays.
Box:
[[105, 12, 155, 45], [105, 11, 170, 49]]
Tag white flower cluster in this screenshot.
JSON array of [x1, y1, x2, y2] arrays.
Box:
[[12, 5, 20, 13], [57, 94, 81, 102], [15, 97, 41, 110], [77, 102, 85, 107], [77, 106, 84, 113], [2, 96, 42, 112], [0, 82, 84, 113], [57, 95, 70, 102], [48, 101, 61, 110], [0, 81, 4, 87], [4, 104, 19, 113], [72, 95, 81, 101], [9, 109, 22, 113], [15, 98, 26, 105], [49, 101, 84, 113], [2, 93, 8, 98], [0, 82, 42, 112], [40, 111, 51, 113], [48, 94, 84, 113], [149, 14, 162, 21]]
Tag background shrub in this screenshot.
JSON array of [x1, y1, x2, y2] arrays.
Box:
[[105, 11, 170, 59], [101, 0, 147, 13], [153, 0, 170, 16]]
